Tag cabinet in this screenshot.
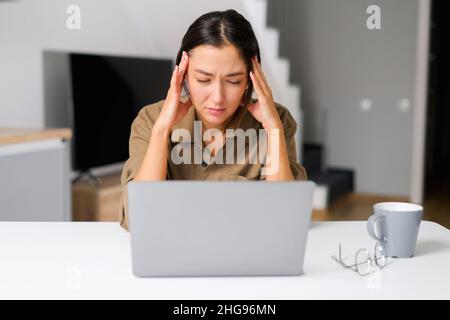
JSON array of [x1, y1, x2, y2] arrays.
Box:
[[0, 128, 72, 221], [72, 173, 121, 221]]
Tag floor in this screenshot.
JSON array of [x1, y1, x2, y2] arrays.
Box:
[[312, 183, 450, 229]]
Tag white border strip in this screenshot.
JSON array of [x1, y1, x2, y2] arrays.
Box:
[[411, 0, 431, 204]]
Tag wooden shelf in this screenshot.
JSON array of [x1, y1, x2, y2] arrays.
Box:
[[0, 127, 72, 145], [72, 173, 121, 221]]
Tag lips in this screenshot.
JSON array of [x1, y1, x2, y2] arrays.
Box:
[[206, 107, 226, 116]]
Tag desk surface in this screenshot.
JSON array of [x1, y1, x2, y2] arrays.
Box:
[[0, 221, 448, 299]]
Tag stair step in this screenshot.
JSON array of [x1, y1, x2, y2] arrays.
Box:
[[310, 168, 354, 205], [303, 143, 323, 177]]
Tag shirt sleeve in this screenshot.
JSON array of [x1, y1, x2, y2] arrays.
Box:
[[119, 108, 154, 231], [259, 104, 308, 181], [282, 107, 308, 180]]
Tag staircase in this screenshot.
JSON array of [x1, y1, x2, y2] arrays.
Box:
[[242, 0, 303, 162], [244, 0, 354, 208], [245, 0, 354, 208]]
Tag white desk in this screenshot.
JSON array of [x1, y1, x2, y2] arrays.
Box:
[[0, 221, 449, 299]]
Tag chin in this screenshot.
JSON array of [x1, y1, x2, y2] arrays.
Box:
[[202, 113, 229, 125]]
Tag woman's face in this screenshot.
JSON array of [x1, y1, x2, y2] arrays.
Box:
[[185, 44, 249, 130]]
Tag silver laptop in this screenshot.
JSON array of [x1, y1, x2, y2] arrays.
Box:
[[127, 181, 315, 277]]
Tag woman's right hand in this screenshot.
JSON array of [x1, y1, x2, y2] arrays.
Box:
[[155, 51, 192, 133]]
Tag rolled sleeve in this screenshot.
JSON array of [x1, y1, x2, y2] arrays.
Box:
[[278, 105, 308, 181], [119, 108, 154, 231]]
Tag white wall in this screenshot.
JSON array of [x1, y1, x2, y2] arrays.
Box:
[[268, 0, 428, 198], [0, 0, 247, 128]]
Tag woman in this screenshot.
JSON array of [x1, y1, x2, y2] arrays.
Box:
[[119, 9, 307, 230]]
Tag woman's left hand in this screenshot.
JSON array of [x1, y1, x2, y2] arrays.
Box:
[[247, 56, 283, 130]]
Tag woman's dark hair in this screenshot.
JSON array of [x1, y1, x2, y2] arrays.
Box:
[[176, 9, 260, 108]]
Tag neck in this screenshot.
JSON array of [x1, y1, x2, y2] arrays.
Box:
[[196, 112, 231, 134]]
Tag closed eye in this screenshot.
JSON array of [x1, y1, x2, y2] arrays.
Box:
[[196, 79, 241, 85]]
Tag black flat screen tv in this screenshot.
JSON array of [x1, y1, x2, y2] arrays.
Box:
[[69, 53, 172, 171]]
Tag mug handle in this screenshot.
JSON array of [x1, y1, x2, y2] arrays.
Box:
[[367, 214, 384, 242]]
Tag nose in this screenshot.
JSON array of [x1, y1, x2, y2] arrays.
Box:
[[211, 81, 225, 106]]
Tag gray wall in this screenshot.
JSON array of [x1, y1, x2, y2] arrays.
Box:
[[43, 51, 71, 129], [268, 0, 420, 196]]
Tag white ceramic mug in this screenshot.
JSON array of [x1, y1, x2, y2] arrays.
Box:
[[367, 202, 423, 258]]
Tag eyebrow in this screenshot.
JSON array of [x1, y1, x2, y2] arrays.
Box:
[[194, 69, 245, 77]]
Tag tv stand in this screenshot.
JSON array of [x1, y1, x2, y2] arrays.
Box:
[[72, 171, 122, 221], [72, 170, 102, 186]]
